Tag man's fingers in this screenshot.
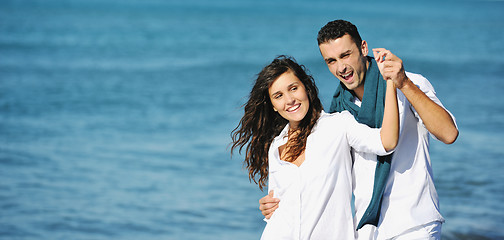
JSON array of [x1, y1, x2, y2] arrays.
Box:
[[373, 47, 387, 52], [372, 48, 388, 62], [262, 204, 279, 219], [268, 190, 274, 197], [373, 48, 406, 87], [260, 201, 279, 211], [259, 190, 280, 205], [373, 47, 387, 58], [373, 48, 398, 63], [259, 190, 280, 218], [259, 197, 280, 205], [372, 50, 384, 63], [262, 203, 279, 213]]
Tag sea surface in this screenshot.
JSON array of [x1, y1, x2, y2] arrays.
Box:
[[1, 0, 503, 239]]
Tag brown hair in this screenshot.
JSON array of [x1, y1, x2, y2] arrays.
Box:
[[317, 19, 363, 49], [230, 55, 322, 190]]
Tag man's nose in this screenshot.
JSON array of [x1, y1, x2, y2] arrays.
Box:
[[337, 64, 347, 74]]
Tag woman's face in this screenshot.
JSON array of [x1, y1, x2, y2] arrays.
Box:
[[268, 70, 310, 129]]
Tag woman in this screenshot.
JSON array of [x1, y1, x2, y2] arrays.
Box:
[[231, 55, 398, 239]]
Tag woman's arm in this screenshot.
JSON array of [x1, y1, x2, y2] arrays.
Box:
[[380, 80, 399, 151]]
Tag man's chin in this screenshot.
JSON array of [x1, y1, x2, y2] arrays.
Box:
[[341, 82, 355, 90]]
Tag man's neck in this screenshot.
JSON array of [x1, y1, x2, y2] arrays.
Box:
[[354, 87, 364, 101], [353, 57, 370, 101]]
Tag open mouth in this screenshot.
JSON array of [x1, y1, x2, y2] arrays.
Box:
[[287, 104, 301, 112], [341, 71, 353, 82]]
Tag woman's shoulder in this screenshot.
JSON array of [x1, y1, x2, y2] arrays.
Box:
[[316, 110, 354, 129], [318, 110, 354, 122], [310, 111, 354, 142], [271, 124, 289, 143]]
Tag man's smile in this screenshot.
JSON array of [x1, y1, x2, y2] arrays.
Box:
[[341, 71, 354, 82]]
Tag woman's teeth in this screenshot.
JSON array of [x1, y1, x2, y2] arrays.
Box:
[[287, 104, 300, 112]]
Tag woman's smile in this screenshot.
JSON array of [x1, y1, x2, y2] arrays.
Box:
[[269, 70, 310, 129], [286, 103, 301, 112]]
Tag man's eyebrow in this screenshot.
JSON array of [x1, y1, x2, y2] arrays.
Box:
[[325, 57, 335, 62], [340, 49, 352, 57]]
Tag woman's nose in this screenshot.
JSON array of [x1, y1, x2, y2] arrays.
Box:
[[285, 93, 295, 104]]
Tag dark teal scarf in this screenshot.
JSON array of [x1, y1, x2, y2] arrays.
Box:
[[329, 57, 392, 230]]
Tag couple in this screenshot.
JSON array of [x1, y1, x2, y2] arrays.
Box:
[[231, 20, 458, 240]]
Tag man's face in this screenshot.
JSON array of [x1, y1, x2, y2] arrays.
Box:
[[319, 34, 369, 94]]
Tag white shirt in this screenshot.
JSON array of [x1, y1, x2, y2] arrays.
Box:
[[353, 72, 458, 240], [261, 111, 392, 240]]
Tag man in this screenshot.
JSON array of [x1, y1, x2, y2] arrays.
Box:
[[259, 20, 458, 239]]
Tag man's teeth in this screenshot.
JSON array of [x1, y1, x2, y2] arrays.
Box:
[[342, 72, 351, 79]]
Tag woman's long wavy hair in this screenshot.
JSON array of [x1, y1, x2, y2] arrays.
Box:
[[230, 55, 323, 190]]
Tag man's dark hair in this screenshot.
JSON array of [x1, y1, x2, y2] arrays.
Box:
[[317, 19, 362, 49]]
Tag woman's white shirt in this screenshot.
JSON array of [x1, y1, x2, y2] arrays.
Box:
[[261, 111, 392, 240]]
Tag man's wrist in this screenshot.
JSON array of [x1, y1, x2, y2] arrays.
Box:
[[397, 77, 412, 90]]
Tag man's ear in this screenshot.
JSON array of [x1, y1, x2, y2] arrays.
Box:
[[361, 40, 369, 56]]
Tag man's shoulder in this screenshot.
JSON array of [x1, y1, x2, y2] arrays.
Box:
[[405, 71, 427, 83], [405, 71, 435, 92]]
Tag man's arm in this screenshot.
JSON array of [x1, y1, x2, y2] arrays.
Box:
[[373, 48, 459, 144], [398, 79, 458, 144]]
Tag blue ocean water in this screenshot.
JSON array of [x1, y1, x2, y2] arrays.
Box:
[[1, 0, 503, 239]]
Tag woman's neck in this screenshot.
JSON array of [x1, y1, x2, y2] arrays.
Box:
[[278, 129, 306, 167]]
